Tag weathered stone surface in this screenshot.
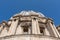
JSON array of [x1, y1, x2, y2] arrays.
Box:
[[0, 11, 60, 40]]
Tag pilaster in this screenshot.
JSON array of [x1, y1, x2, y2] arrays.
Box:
[[53, 24, 60, 37], [8, 17, 19, 35], [32, 17, 40, 34], [0, 27, 8, 37], [48, 20, 58, 37], [44, 27, 50, 36], [0, 25, 3, 33], [16, 24, 23, 34]]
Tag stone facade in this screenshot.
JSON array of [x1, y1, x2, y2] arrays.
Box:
[[0, 11, 60, 40]]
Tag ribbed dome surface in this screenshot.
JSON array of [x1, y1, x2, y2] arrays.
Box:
[[13, 11, 45, 17]]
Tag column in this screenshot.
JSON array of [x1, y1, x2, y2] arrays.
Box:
[[53, 24, 60, 37], [8, 18, 19, 35], [0, 27, 8, 37], [16, 24, 23, 34], [48, 20, 58, 37], [32, 18, 40, 34], [44, 27, 50, 36], [0, 25, 3, 33], [32, 18, 37, 34], [36, 19, 40, 34], [28, 27, 31, 34]]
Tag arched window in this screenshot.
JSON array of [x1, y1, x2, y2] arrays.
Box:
[[40, 27, 45, 35], [21, 22, 31, 34], [23, 26, 29, 34], [39, 23, 45, 35]]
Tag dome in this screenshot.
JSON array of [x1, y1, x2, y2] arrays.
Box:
[[0, 11, 60, 40], [13, 11, 45, 17]]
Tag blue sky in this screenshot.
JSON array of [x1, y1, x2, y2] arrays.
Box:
[[0, 0, 60, 26]]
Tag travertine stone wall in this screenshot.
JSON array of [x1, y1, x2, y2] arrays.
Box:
[[0, 35, 60, 40], [0, 11, 60, 40]]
